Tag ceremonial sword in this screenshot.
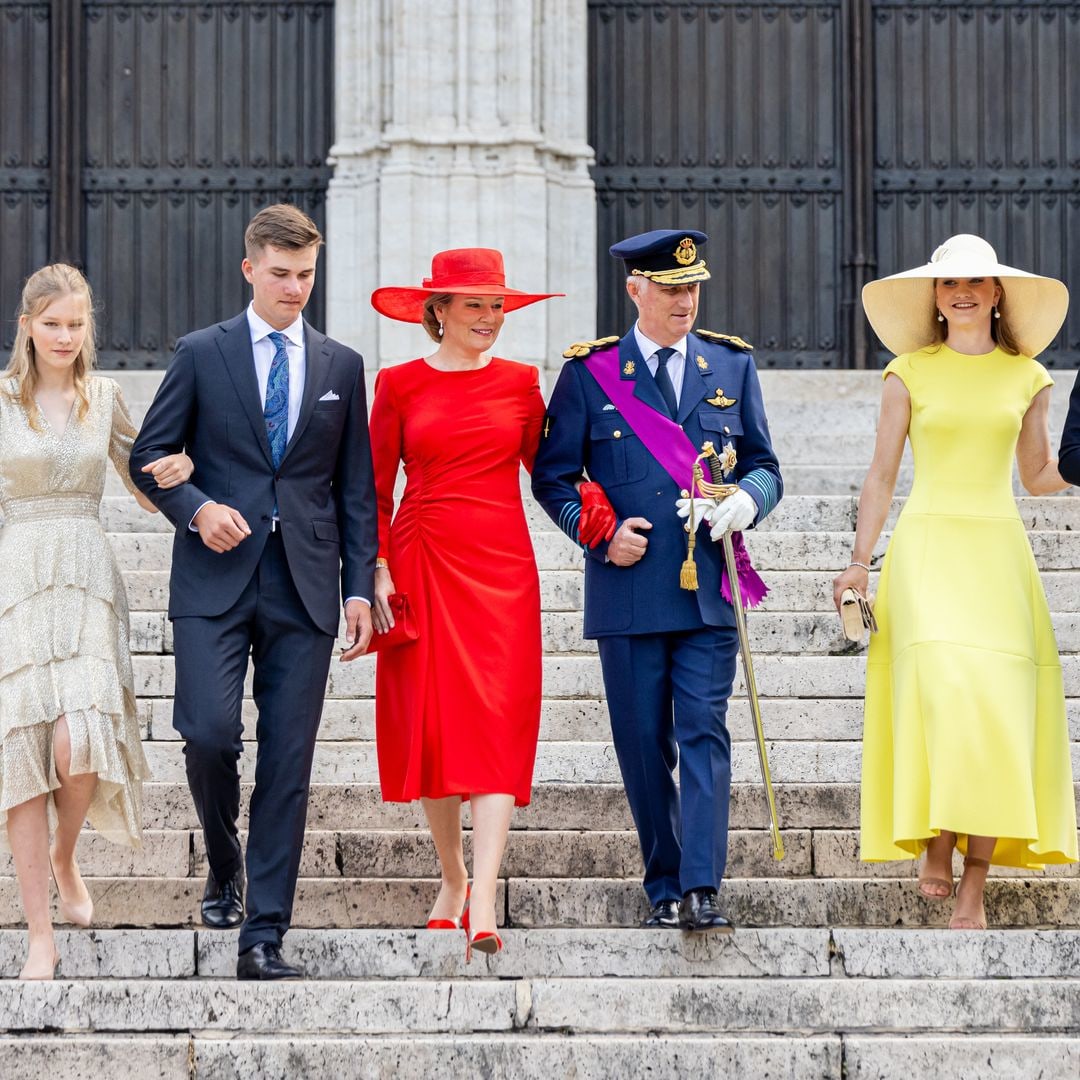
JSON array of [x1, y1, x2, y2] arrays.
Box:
[[693, 444, 785, 861]]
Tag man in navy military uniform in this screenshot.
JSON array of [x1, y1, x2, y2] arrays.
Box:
[[532, 229, 782, 931]]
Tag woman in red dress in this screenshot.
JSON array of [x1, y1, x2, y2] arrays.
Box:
[[368, 249, 561, 959]]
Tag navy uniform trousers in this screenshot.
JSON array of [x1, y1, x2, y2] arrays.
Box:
[[598, 626, 739, 904], [171, 529, 334, 953]]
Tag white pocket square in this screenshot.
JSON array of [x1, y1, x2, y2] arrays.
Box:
[[318, 390, 340, 402]]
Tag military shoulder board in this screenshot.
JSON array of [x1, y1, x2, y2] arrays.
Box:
[[563, 336, 621, 359], [696, 329, 754, 352]]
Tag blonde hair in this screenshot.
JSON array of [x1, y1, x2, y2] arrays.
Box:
[[931, 278, 1021, 356], [4, 264, 96, 429], [421, 293, 455, 343]]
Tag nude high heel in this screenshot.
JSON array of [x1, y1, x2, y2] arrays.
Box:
[[19, 944, 60, 981], [50, 854, 93, 929]]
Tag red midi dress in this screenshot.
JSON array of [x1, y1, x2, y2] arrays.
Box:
[[369, 357, 545, 805]]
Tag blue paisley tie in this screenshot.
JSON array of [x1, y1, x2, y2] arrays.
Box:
[[265, 331, 290, 467]]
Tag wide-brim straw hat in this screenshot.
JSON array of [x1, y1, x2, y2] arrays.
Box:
[[861, 234, 1069, 358], [371, 248, 563, 323]]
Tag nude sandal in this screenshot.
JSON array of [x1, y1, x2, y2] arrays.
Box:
[[917, 871, 953, 901], [949, 856, 990, 930]]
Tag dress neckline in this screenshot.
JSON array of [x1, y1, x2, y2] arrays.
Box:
[[33, 396, 77, 438], [940, 344, 1002, 361], [420, 356, 495, 374]]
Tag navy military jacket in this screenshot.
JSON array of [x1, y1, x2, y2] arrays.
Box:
[[532, 328, 782, 638]]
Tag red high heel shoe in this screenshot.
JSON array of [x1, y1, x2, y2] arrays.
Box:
[[426, 884, 471, 931], [466, 930, 503, 965]]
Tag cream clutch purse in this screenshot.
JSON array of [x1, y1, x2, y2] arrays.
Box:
[[840, 588, 877, 643]]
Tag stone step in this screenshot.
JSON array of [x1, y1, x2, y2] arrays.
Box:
[[4, 1033, 1074, 1080], [135, 736, 1080, 786], [0, 927, 830, 979], [0, 1034, 845, 1079], [130, 781, 1080, 833], [506, 877, 1080, 930], [135, 693, 1080, 744], [130, 651, 1080, 701], [118, 566, 1080, 622], [120, 607, 1080, 660], [9, 826, 1073, 883], [0, 876, 1074, 929], [1, 974, 1077, 1036], [3, 927, 1077, 980], [98, 491, 1080, 535], [103, 527, 1080, 575]]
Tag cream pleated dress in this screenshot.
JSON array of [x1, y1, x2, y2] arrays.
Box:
[[0, 376, 149, 847], [861, 345, 1078, 868]]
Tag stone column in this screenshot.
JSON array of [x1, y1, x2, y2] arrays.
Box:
[[326, 0, 596, 384]]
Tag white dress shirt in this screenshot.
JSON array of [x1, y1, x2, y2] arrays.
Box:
[[634, 324, 688, 407]]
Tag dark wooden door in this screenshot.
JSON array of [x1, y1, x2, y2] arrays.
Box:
[[0, 0, 334, 368], [870, 0, 1080, 367], [589, 0, 1080, 368]]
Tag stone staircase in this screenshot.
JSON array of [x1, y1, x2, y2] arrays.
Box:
[[1, 370, 1078, 1078]]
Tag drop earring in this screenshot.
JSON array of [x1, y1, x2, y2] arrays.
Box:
[[992, 306, 1000, 320], [936, 310, 945, 323], [438, 322, 444, 337]]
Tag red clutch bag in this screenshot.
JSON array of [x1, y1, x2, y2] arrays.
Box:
[[364, 593, 419, 653]]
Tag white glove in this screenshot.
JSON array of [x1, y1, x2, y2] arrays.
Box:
[[675, 496, 718, 526], [708, 488, 758, 540]]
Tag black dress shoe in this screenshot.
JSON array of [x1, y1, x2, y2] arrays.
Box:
[[236, 942, 302, 981], [641, 899, 681, 929], [201, 869, 245, 929], [679, 888, 735, 933]]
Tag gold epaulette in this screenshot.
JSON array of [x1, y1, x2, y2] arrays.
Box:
[[696, 329, 753, 352], [563, 335, 621, 359]]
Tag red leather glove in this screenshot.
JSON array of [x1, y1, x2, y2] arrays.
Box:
[[578, 481, 617, 548]]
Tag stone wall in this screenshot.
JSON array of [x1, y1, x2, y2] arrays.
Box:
[[326, 0, 596, 385]]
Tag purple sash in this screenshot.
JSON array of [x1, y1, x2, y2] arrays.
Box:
[[583, 347, 767, 608]]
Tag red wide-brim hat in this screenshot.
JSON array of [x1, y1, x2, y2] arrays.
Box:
[[371, 248, 563, 323]]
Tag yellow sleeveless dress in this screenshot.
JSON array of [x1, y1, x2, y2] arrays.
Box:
[[861, 345, 1078, 869]]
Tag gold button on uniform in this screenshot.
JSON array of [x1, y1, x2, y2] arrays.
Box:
[[723, 426, 731, 434], [613, 430, 622, 439]]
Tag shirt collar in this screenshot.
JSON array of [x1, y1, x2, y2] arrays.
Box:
[[247, 302, 305, 348], [634, 324, 687, 364]]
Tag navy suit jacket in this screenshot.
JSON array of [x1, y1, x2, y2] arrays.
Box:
[[129, 312, 378, 637], [1059, 373, 1080, 486], [532, 329, 782, 638]]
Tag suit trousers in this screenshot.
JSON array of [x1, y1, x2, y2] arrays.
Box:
[[171, 530, 334, 952], [597, 625, 738, 906]]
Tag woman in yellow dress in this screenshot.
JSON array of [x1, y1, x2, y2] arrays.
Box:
[[833, 235, 1078, 929]]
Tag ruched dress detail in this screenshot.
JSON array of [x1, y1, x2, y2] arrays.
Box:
[[861, 346, 1078, 869], [369, 358, 545, 806], [0, 376, 149, 848]]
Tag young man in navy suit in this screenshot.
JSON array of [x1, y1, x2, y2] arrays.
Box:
[[130, 204, 377, 978], [532, 230, 782, 932]]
